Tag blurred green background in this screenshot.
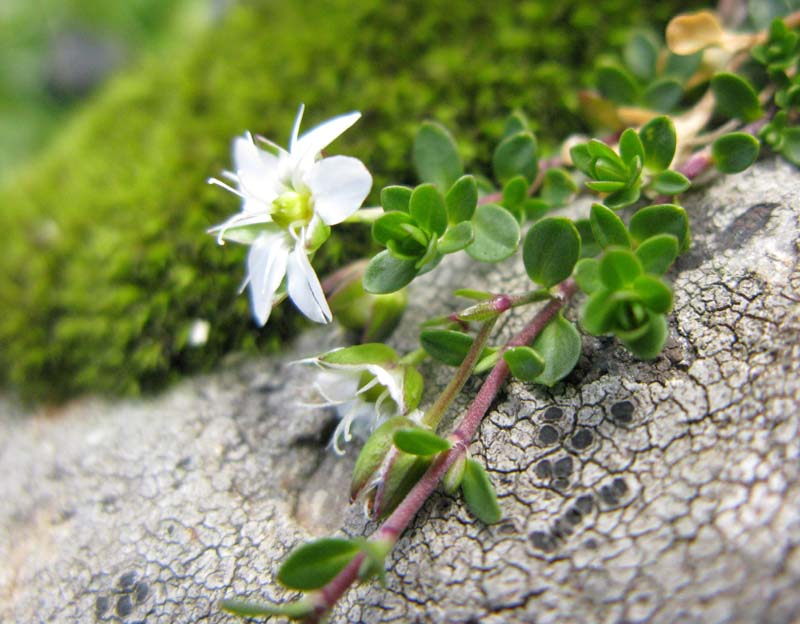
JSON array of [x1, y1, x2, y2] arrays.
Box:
[[0, 0, 707, 402]]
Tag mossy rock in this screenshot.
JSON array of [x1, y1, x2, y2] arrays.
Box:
[[0, 0, 705, 402]]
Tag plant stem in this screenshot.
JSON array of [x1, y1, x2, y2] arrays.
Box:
[[304, 278, 577, 623], [420, 317, 498, 429]]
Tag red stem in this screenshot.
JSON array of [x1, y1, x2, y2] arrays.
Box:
[[306, 278, 578, 622]]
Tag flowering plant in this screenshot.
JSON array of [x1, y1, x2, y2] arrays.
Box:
[[212, 7, 800, 622]]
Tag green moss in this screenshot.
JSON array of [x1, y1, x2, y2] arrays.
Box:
[[0, 0, 706, 402]]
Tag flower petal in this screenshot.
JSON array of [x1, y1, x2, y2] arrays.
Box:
[[233, 134, 281, 205], [286, 242, 332, 323], [293, 111, 361, 163], [306, 156, 372, 225], [247, 231, 289, 326]]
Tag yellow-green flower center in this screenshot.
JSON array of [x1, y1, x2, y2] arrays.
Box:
[[272, 190, 312, 228]]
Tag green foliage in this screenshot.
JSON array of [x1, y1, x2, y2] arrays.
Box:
[[466, 203, 521, 262], [711, 73, 763, 122], [277, 538, 361, 590], [220, 597, 312, 619], [393, 428, 451, 455], [590, 203, 631, 249], [628, 204, 690, 250], [639, 116, 677, 172], [0, 0, 704, 401], [522, 217, 581, 287], [712, 132, 761, 173], [493, 131, 539, 184], [635, 234, 679, 274], [420, 329, 495, 368], [503, 346, 546, 382], [413, 122, 463, 190], [351, 415, 418, 501], [461, 458, 502, 524], [529, 313, 582, 386]]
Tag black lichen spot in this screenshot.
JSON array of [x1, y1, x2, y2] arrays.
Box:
[[530, 530, 556, 552], [612, 477, 629, 497], [571, 429, 593, 450], [544, 406, 563, 421], [553, 477, 570, 490], [554, 456, 573, 478], [176, 456, 191, 470], [117, 571, 136, 590], [610, 400, 635, 425], [538, 425, 559, 446], [95, 595, 109, 617], [564, 506, 583, 525], [575, 494, 594, 515], [600, 484, 618, 506], [535, 459, 552, 479], [551, 518, 574, 539], [133, 581, 149, 604], [584, 538, 598, 549], [116, 594, 132, 617]]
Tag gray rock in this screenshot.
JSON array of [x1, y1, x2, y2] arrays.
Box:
[[1, 158, 799, 623]]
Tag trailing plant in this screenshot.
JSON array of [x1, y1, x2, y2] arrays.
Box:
[[214, 4, 800, 621]]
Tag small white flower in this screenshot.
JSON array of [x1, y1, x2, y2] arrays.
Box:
[[296, 345, 423, 454], [208, 105, 372, 326]]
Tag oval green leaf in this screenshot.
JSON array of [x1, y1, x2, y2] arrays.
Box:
[[410, 183, 448, 236], [363, 250, 418, 294], [634, 233, 679, 274], [574, 257, 602, 294], [445, 175, 478, 224], [650, 170, 691, 195], [599, 247, 643, 289], [619, 311, 668, 359], [466, 203, 521, 263], [628, 203, 690, 251], [381, 185, 412, 213], [437, 221, 474, 254], [590, 203, 631, 249], [711, 72, 763, 122], [493, 131, 539, 184], [529, 313, 582, 386], [413, 121, 463, 190], [277, 538, 361, 590], [596, 64, 639, 104], [393, 428, 451, 456], [461, 459, 502, 524], [503, 346, 546, 381], [540, 167, 577, 207], [639, 116, 677, 172], [420, 329, 473, 366], [351, 416, 418, 500], [632, 274, 673, 313], [712, 132, 760, 174], [523, 217, 581, 288]]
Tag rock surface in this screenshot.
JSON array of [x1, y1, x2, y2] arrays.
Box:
[[1, 158, 799, 623]]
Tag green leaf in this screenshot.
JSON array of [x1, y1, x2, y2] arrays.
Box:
[[319, 343, 398, 367], [619, 311, 668, 359], [639, 116, 677, 172], [569, 143, 593, 175], [522, 217, 581, 288], [493, 131, 539, 184], [586, 180, 627, 193], [619, 128, 645, 168], [220, 598, 313, 619], [634, 233, 679, 274], [413, 121, 463, 189], [393, 428, 451, 455], [624, 30, 659, 80], [381, 186, 412, 213], [574, 257, 602, 293], [582, 288, 622, 335], [603, 184, 641, 210], [474, 349, 500, 374], [356, 539, 391, 585], [596, 64, 639, 104], [540, 168, 577, 207], [590, 203, 631, 249], [712, 132, 760, 173], [779, 127, 800, 165], [628, 203, 690, 251], [351, 416, 419, 501], [503, 346, 546, 381], [529, 313, 582, 386], [437, 221, 474, 254], [632, 275, 673, 313], [502, 111, 530, 139], [600, 247, 643, 289], [650, 170, 690, 195], [410, 184, 448, 236], [372, 211, 421, 247], [461, 459, 502, 524], [445, 175, 478, 224], [466, 204, 521, 263], [363, 250, 418, 294], [454, 288, 494, 301], [524, 198, 550, 222], [711, 72, 763, 122], [420, 329, 473, 366], [574, 218, 601, 258], [502, 175, 529, 213], [372, 453, 432, 519], [642, 78, 683, 112], [277, 538, 361, 590], [587, 139, 625, 170]]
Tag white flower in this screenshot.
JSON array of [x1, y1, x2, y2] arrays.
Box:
[[296, 345, 423, 454], [208, 104, 372, 326]]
